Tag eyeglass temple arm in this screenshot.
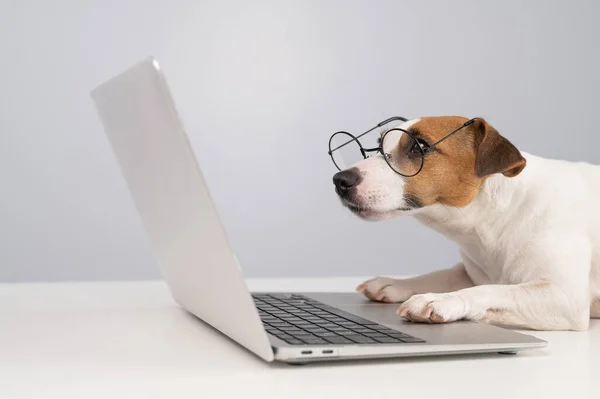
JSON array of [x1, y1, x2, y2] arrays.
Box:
[[377, 116, 409, 127], [354, 116, 410, 141], [329, 116, 409, 153], [427, 118, 477, 149]]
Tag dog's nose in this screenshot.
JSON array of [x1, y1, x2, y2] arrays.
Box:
[[333, 169, 361, 194]]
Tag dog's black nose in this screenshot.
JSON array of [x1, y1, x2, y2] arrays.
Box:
[[333, 169, 361, 195]]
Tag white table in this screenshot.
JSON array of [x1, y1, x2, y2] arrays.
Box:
[[2, 278, 598, 399]]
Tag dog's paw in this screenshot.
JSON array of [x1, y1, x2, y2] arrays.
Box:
[[396, 293, 467, 323], [356, 277, 415, 303]]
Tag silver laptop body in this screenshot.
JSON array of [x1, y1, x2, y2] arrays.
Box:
[[90, 57, 546, 364]]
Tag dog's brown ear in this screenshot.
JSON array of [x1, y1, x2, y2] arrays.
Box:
[[472, 118, 526, 178]]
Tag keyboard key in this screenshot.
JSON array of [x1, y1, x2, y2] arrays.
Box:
[[315, 332, 339, 337], [322, 315, 344, 320], [372, 325, 396, 331], [290, 332, 313, 337], [336, 330, 360, 336], [270, 322, 291, 327], [284, 339, 304, 345], [353, 329, 375, 335], [268, 294, 295, 300], [279, 328, 304, 333], [328, 327, 350, 332], [346, 335, 377, 344], [318, 323, 339, 329], [292, 324, 310, 329], [273, 325, 293, 330], [305, 328, 328, 334], [303, 316, 325, 322], [283, 301, 306, 306], [363, 332, 388, 338], [337, 322, 359, 327], [386, 333, 411, 338], [280, 316, 302, 322], [324, 336, 353, 344]]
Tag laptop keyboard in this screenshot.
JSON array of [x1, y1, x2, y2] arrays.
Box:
[[252, 293, 425, 346]]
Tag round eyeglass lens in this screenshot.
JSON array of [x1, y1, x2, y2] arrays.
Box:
[[380, 129, 424, 176], [329, 132, 365, 171]]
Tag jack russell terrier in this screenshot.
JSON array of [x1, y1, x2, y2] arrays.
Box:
[[331, 116, 600, 331]]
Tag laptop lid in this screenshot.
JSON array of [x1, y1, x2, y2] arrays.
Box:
[[90, 57, 273, 362]]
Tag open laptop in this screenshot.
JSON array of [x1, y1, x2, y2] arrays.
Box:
[[90, 57, 547, 364]]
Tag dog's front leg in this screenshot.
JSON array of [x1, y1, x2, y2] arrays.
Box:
[[397, 282, 590, 331], [356, 263, 474, 303], [397, 233, 592, 331]]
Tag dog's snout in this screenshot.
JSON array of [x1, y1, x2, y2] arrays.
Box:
[[333, 169, 362, 195]]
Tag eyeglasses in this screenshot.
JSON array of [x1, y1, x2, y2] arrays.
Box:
[[328, 116, 477, 177]]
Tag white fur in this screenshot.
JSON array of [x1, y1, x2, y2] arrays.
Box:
[[356, 150, 600, 331]]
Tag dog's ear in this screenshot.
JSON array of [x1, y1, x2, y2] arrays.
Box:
[[471, 118, 526, 178]]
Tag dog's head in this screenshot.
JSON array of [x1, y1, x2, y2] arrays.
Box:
[[332, 116, 526, 220]]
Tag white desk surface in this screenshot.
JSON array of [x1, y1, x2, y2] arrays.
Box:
[[1, 278, 598, 399]]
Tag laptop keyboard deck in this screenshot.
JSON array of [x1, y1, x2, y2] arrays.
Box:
[[252, 293, 425, 346]]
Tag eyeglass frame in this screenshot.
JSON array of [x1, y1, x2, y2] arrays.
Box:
[[328, 116, 477, 177]]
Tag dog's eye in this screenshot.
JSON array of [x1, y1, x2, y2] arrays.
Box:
[[409, 139, 429, 154]]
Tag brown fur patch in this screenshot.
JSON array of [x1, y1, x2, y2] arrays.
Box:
[[402, 116, 525, 208], [404, 116, 481, 208]]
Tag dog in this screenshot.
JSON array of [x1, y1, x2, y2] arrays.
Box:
[[332, 116, 600, 331]]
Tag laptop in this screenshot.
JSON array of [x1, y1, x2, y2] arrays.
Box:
[[90, 57, 547, 364]]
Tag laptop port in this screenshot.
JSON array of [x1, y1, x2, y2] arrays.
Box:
[[301, 350, 312, 355], [322, 350, 333, 354]]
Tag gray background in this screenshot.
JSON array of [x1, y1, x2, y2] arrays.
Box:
[[1, 0, 599, 282]]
